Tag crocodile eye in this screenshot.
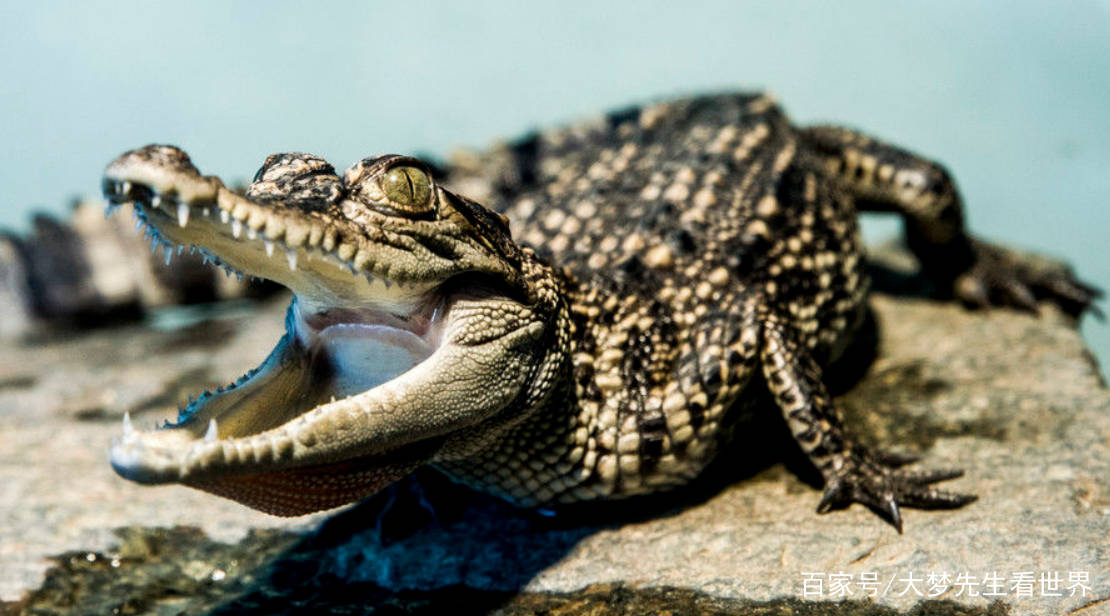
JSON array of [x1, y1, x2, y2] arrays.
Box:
[[378, 166, 433, 215], [343, 156, 438, 218]]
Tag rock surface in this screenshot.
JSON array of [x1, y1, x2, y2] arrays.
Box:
[[1, 254, 1108, 615]]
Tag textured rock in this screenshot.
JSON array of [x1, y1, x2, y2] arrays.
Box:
[[1, 253, 1107, 615]]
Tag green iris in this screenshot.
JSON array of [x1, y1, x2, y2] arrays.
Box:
[[380, 166, 432, 213]]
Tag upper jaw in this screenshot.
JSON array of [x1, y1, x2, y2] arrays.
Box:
[[103, 163, 432, 311]]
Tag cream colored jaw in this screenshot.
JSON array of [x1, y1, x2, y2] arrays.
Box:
[[108, 319, 532, 483]]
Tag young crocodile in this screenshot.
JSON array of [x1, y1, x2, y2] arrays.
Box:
[[103, 93, 1100, 531]]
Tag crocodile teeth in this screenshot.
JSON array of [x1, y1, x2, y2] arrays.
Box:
[[285, 248, 298, 271], [120, 181, 132, 195], [177, 202, 190, 227], [105, 202, 121, 218], [220, 210, 230, 224], [264, 238, 275, 257], [231, 219, 243, 238], [164, 245, 173, 266], [123, 412, 135, 439], [246, 226, 258, 240], [204, 419, 218, 444], [152, 195, 162, 208]]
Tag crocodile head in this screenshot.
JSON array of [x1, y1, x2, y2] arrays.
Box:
[[103, 145, 566, 516]]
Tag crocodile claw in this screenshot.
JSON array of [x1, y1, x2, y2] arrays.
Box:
[[817, 451, 977, 533], [954, 240, 1103, 319], [872, 449, 920, 468]]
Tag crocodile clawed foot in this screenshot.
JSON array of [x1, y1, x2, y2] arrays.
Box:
[[817, 451, 977, 533], [954, 240, 1103, 319]]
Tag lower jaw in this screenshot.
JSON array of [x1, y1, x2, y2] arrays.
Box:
[[172, 299, 440, 442], [184, 435, 443, 516]]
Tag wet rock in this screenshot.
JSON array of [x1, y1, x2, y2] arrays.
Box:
[[0, 251, 1107, 615], [2, 527, 299, 616]]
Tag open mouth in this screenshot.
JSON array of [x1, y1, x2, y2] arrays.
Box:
[[100, 147, 473, 515]]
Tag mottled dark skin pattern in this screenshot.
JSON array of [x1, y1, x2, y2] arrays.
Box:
[[444, 92, 1100, 531]]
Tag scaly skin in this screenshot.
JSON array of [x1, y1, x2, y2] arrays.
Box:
[[104, 93, 1100, 531]]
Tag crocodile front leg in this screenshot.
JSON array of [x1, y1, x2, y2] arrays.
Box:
[[759, 312, 976, 532]]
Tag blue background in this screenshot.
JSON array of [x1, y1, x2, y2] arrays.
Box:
[[1, 1, 1107, 372]]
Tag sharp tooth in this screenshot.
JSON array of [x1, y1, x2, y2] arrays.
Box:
[[135, 218, 144, 232], [164, 245, 173, 266], [152, 195, 162, 208], [123, 412, 135, 438], [231, 219, 243, 238], [202, 208, 211, 217], [285, 248, 298, 270], [121, 181, 132, 195], [264, 238, 275, 257], [205, 419, 218, 443], [220, 210, 230, 224], [247, 227, 257, 240], [105, 203, 120, 218], [177, 202, 190, 227]]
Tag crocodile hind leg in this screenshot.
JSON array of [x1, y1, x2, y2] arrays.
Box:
[[759, 312, 976, 532], [800, 125, 1102, 317]]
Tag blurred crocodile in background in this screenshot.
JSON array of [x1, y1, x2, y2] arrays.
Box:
[[0, 199, 279, 338]]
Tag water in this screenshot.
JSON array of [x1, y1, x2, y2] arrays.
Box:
[[2, 0, 1107, 371]]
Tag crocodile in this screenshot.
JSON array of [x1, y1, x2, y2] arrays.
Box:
[[103, 92, 1100, 531]]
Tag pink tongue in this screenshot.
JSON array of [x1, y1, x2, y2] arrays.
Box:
[[314, 324, 432, 396]]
